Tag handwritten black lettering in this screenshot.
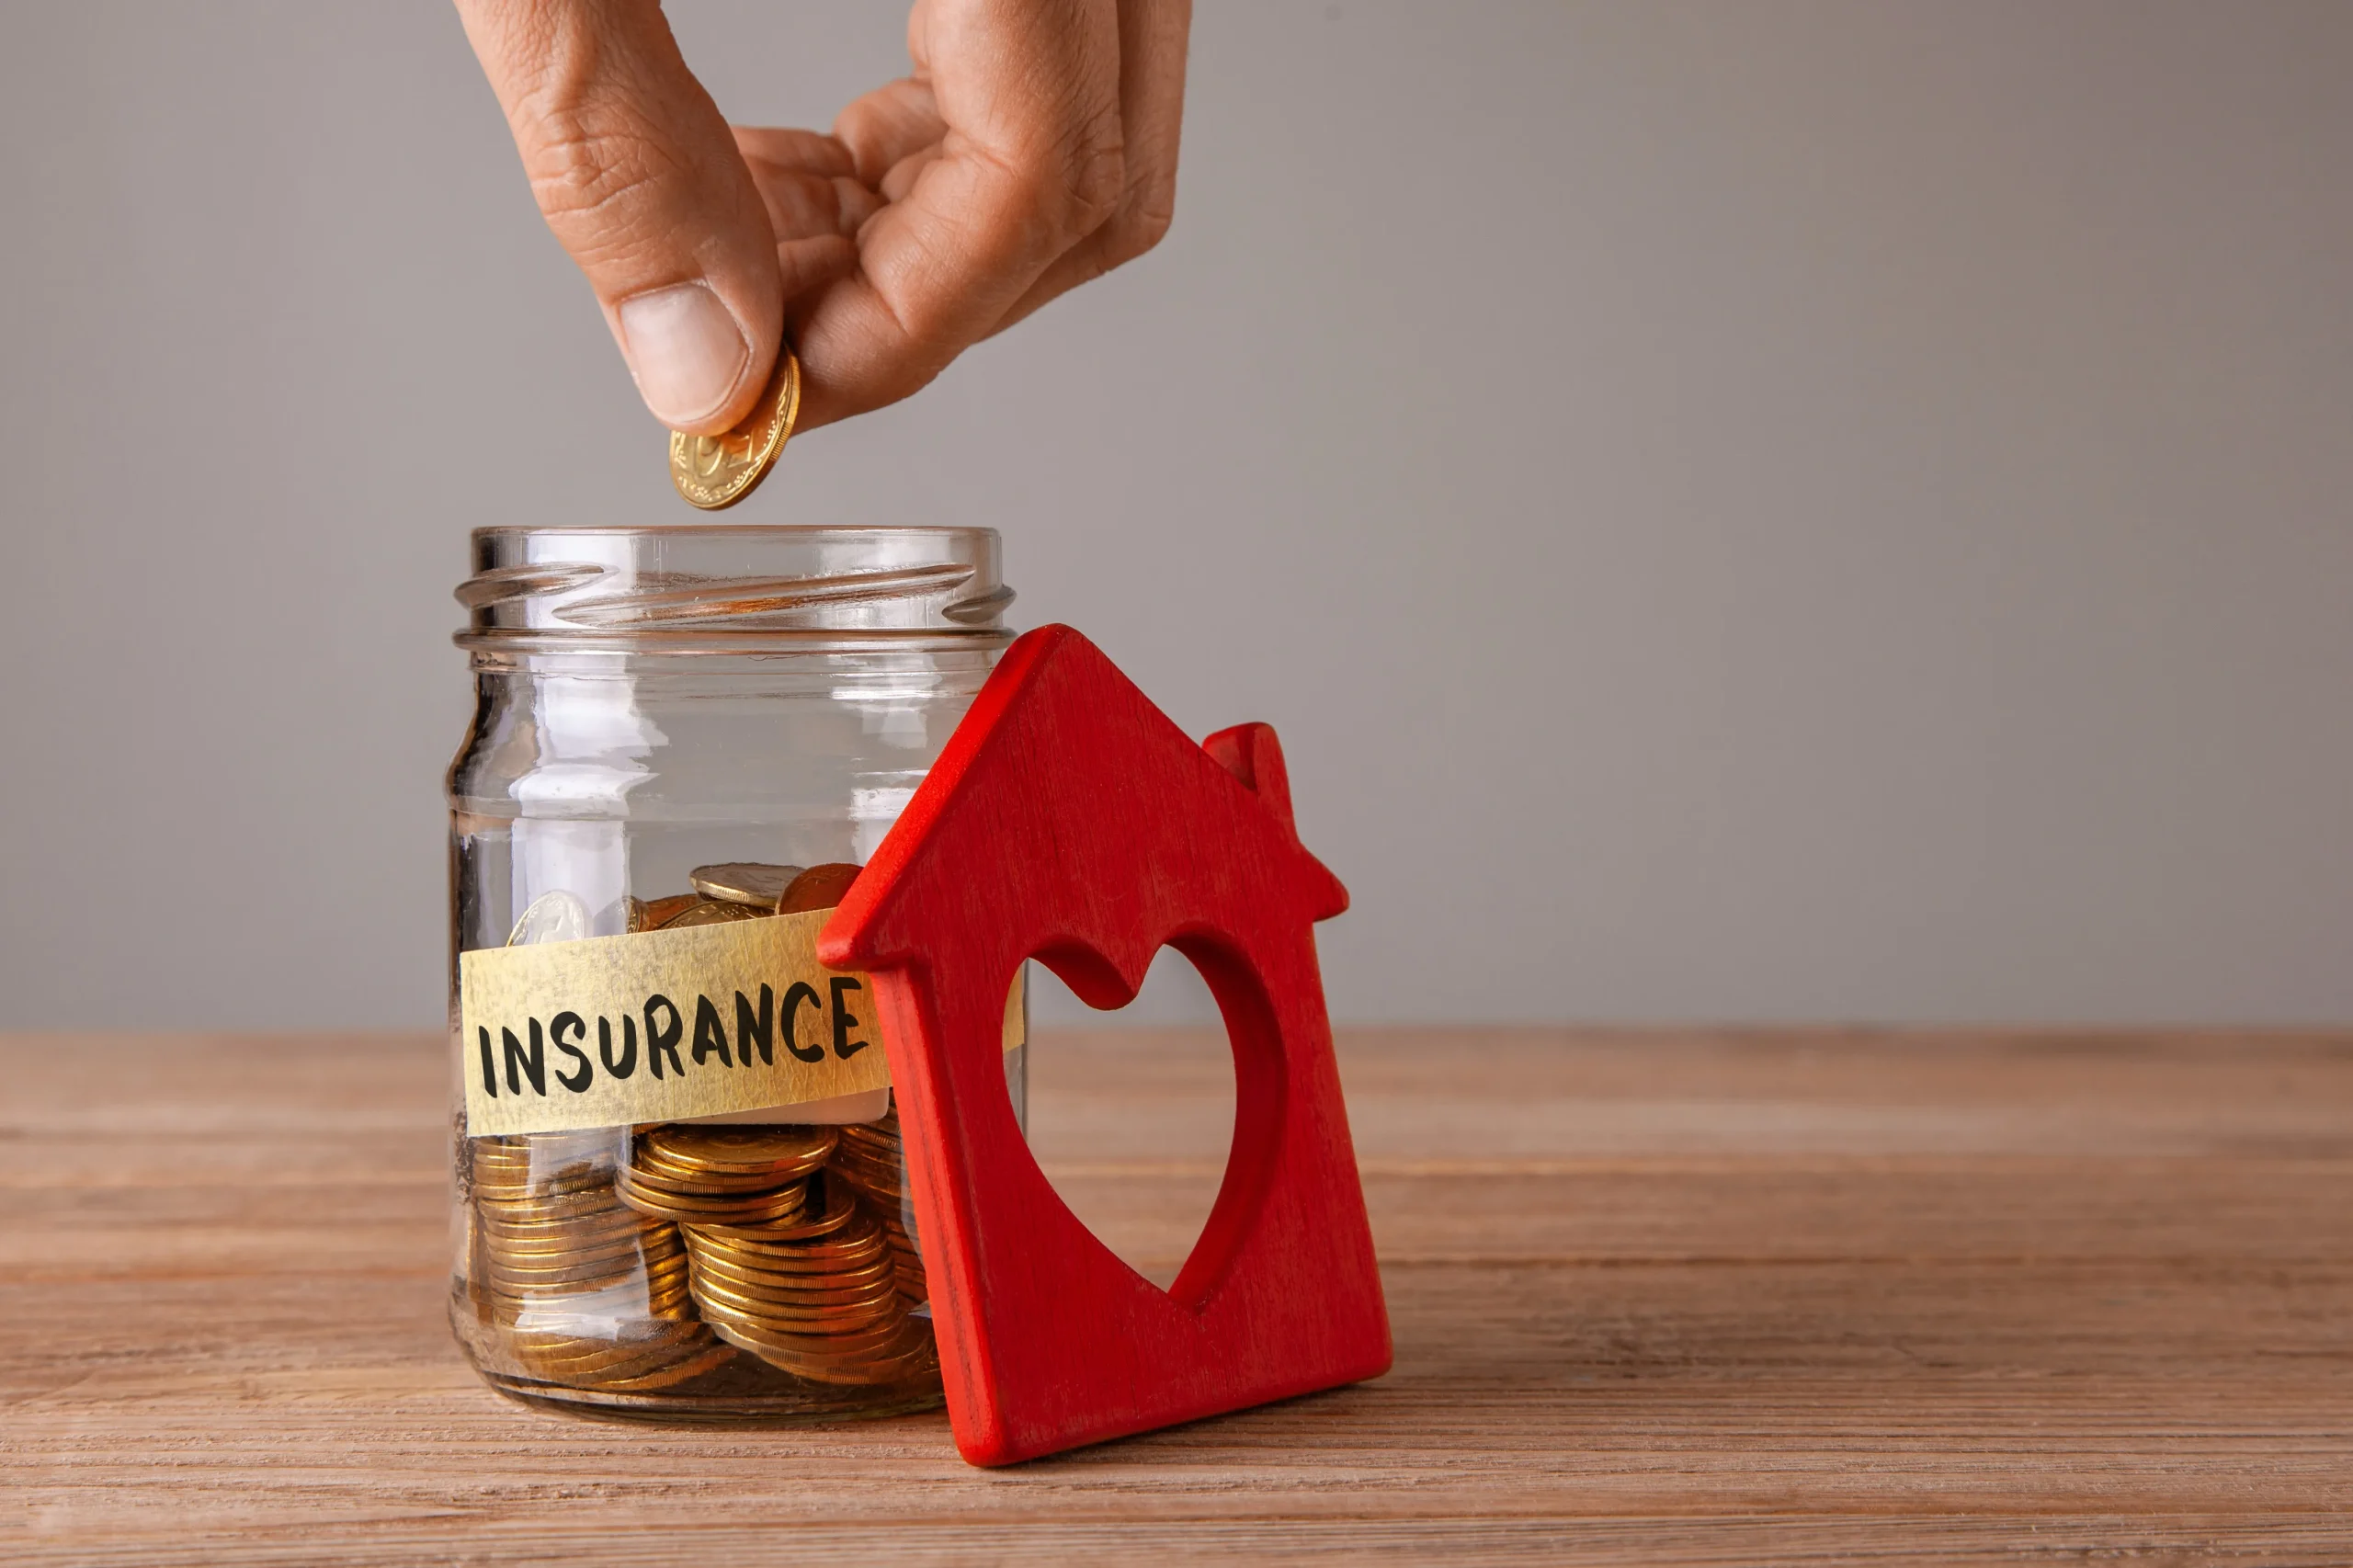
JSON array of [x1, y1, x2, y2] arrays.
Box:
[[504, 1021, 546, 1096], [735, 985, 774, 1067], [551, 1011, 591, 1093], [644, 994, 685, 1079], [598, 1015, 637, 1080], [783, 982, 824, 1062], [829, 976, 870, 1061], [692, 994, 733, 1068]]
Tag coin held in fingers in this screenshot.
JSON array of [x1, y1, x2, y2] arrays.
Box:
[[668, 343, 801, 511]]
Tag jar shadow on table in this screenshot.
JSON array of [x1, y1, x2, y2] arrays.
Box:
[[445, 525, 1024, 1425]]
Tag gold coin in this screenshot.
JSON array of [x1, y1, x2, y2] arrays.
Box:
[[776, 861, 861, 915], [833, 1144, 901, 1175], [685, 1197, 879, 1247], [513, 1335, 691, 1369], [483, 1267, 642, 1299], [620, 1159, 803, 1201], [626, 1167, 808, 1204], [668, 344, 801, 510], [684, 1221, 890, 1267], [481, 1267, 646, 1298], [480, 1252, 649, 1290], [688, 862, 804, 909], [694, 1300, 908, 1356], [830, 1173, 902, 1200], [685, 1274, 899, 1323], [515, 1335, 695, 1371], [471, 1162, 612, 1196], [476, 1220, 654, 1256], [836, 1117, 901, 1153], [828, 1138, 901, 1170], [475, 1192, 645, 1229], [470, 1138, 602, 1172], [689, 1227, 882, 1267], [692, 1223, 871, 1263], [472, 1134, 616, 1178], [516, 1335, 708, 1381], [477, 1219, 659, 1256], [486, 1240, 678, 1283], [616, 1175, 809, 1226], [473, 1188, 642, 1221], [706, 1330, 931, 1386], [475, 1205, 654, 1243], [482, 1239, 653, 1273], [692, 1298, 901, 1338], [688, 1278, 900, 1320], [676, 1197, 873, 1251], [691, 1309, 913, 1356], [506, 1318, 710, 1353], [620, 1153, 813, 1200], [635, 1130, 828, 1176], [641, 1124, 838, 1177], [659, 898, 762, 929], [686, 1249, 893, 1291], [687, 1268, 901, 1319], [472, 1177, 616, 1208], [621, 1161, 812, 1201], [684, 1236, 896, 1287], [830, 1120, 905, 1187], [637, 892, 702, 931], [471, 1157, 620, 1191], [591, 1344, 739, 1391]]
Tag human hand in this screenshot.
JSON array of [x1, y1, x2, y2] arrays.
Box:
[[455, 0, 1190, 435]]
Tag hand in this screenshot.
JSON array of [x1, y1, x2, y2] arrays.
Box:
[[456, 0, 1190, 435]]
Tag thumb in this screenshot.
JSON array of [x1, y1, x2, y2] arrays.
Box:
[[456, 0, 780, 434]]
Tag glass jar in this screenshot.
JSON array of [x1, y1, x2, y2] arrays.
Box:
[[445, 525, 1023, 1422]]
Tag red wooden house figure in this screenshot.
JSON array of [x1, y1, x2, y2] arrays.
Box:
[[821, 624, 1392, 1465]]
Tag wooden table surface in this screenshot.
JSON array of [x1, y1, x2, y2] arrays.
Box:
[[5, 1028, 2351, 1565]]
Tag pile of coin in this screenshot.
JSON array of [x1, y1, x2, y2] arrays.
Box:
[[625, 858, 861, 932], [614, 1121, 932, 1385], [468, 859, 939, 1394], [676, 1175, 935, 1385], [465, 1132, 733, 1392], [616, 1124, 836, 1229], [828, 1112, 927, 1305]]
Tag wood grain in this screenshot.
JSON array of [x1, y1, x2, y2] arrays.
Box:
[[5, 1027, 2352, 1564]]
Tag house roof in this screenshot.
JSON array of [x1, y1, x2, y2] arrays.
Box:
[[820, 624, 1348, 994]]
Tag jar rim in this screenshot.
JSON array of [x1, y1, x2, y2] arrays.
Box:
[[466, 524, 993, 541], [455, 524, 1012, 653]]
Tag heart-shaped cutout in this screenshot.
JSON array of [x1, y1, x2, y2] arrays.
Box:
[[1019, 948, 1238, 1291]]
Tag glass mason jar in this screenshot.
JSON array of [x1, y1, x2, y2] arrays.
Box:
[[445, 525, 1023, 1422]]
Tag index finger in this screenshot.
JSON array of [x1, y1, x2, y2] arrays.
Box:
[[454, 0, 783, 434]]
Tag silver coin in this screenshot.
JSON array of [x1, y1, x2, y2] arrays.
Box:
[[506, 890, 591, 947]]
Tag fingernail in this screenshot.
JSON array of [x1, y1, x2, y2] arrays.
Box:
[[616, 284, 750, 428]]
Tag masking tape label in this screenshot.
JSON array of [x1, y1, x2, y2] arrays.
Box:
[[459, 907, 1020, 1137]]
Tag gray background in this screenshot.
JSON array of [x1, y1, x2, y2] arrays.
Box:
[[3, 1, 2349, 1030]]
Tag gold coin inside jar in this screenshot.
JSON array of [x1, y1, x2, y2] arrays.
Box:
[[688, 862, 804, 908]]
